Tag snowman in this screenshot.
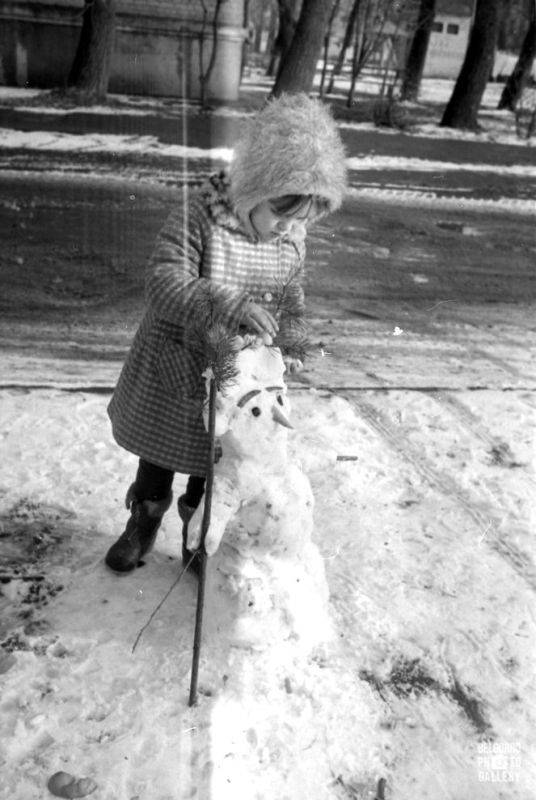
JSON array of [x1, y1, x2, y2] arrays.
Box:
[[186, 338, 332, 655]]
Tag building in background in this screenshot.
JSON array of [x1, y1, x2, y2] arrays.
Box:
[[320, 0, 476, 85], [424, 0, 474, 78], [0, 0, 246, 101]]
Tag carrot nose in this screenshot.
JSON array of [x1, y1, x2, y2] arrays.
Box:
[[271, 404, 293, 429]]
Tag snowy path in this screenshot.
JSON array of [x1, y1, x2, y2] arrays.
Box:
[[1, 82, 535, 213], [1, 386, 535, 799], [1, 314, 534, 392], [2, 136, 536, 212]]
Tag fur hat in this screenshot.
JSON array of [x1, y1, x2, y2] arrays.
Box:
[[229, 94, 347, 222]]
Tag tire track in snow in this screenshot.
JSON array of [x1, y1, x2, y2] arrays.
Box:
[[466, 346, 528, 382], [430, 390, 534, 479], [339, 392, 536, 592], [348, 186, 536, 216]]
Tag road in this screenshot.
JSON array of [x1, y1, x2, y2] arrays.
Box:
[[0, 170, 534, 392]]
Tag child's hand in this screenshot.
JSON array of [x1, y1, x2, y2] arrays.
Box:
[[242, 303, 279, 337]]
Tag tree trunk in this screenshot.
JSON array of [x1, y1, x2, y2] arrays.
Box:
[[68, 0, 116, 103], [327, 0, 362, 94], [440, 0, 500, 129], [319, 0, 342, 96], [498, 0, 530, 52], [400, 0, 436, 101], [267, 0, 300, 77], [272, 0, 332, 95], [346, 0, 385, 107], [498, 1, 536, 111], [347, 2, 367, 107]]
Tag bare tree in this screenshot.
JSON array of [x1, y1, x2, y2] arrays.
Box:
[[319, 0, 343, 96], [67, 0, 116, 103], [377, 1, 409, 100], [441, 0, 500, 129], [263, 3, 279, 61], [400, 0, 436, 101], [272, 0, 333, 95], [498, 0, 536, 111], [248, 0, 278, 56], [347, 0, 374, 106], [327, 0, 362, 94], [346, 0, 398, 107]]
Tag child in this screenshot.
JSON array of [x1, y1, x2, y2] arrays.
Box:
[[105, 92, 347, 574]]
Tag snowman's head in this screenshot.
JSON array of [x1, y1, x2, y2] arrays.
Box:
[[205, 343, 292, 458]]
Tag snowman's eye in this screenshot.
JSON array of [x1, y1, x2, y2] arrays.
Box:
[[251, 407, 261, 417], [277, 395, 284, 406]]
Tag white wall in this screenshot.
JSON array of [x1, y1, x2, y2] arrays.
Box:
[[424, 15, 471, 79]]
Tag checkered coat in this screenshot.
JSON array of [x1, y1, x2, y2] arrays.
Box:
[[107, 173, 305, 476]]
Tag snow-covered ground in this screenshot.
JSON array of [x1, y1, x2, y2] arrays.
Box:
[[2, 79, 534, 218], [1, 83, 535, 799], [1, 382, 535, 800], [1, 123, 535, 215], [1, 128, 535, 177], [0, 128, 234, 163]]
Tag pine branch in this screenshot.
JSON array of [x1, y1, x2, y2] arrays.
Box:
[[187, 287, 239, 393], [274, 328, 312, 362], [270, 263, 312, 361], [202, 322, 240, 390]]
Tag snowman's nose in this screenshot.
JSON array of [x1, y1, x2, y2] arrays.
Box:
[[271, 404, 293, 429]]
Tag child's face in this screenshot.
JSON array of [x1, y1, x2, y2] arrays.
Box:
[[249, 198, 313, 242]]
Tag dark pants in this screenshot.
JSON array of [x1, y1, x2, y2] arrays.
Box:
[[135, 459, 205, 508]]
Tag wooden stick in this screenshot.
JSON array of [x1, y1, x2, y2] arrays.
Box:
[[188, 377, 217, 707], [131, 553, 196, 655]]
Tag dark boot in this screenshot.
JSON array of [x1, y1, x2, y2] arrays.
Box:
[[105, 484, 172, 573], [178, 495, 202, 577]]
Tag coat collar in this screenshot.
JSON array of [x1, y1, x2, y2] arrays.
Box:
[[198, 170, 306, 248], [198, 170, 244, 233]]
